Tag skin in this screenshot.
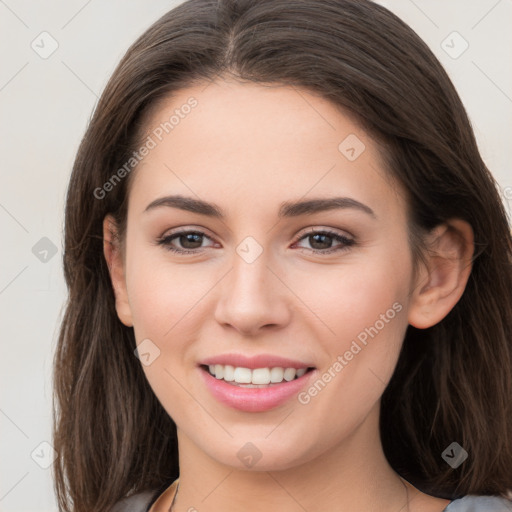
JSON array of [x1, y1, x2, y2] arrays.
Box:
[[104, 78, 474, 512]]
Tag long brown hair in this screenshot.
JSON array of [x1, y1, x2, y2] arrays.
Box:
[[52, 0, 512, 510]]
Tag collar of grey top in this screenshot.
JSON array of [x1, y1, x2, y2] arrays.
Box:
[[108, 488, 162, 512], [110, 492, 512, 512]]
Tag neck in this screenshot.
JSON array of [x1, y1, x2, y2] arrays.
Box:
[[172, 404, 411, 512]]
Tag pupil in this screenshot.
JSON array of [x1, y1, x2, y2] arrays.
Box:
[[182, 233, 202, 249], [311, 234, 331, 249]]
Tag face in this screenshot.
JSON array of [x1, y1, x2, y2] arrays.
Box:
[[108, 78, 419, 471]]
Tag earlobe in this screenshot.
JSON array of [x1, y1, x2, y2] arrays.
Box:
[[103, 215, 133, 327], [408, 219, 474, 329]]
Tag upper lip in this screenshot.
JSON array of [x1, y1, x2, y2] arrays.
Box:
[[199, 353, 315, 370]]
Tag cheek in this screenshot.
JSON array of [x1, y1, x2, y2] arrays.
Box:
[[298, 249, 412, 350], [125, 241, 210, 337], [295, 246, 412, 414], [124, 243, 216, 405], [125, 248, 199, 415]]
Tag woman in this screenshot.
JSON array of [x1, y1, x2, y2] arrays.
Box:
[[52, 0, 512, 511]]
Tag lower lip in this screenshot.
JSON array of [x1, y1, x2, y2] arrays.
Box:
[[199, 366, 317, 412]]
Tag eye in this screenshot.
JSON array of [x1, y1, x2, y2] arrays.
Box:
[[155, 230, 216, 254], [155, 227, 355, 256], [292, 228, 355, 255]]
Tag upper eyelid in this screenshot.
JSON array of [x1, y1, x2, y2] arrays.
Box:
[[160, 226, 216, 243], [297, 226, 354, 240]]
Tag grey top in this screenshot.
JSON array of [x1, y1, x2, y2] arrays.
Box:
[[444, 495, 512, 511], [109, 490, 157, 512], [110, 492, 512, 512]]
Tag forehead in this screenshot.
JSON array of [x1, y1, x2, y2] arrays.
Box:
[[128, 79, 402, 220]]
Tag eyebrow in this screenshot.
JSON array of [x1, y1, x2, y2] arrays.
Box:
[[144, 194, 376, 218]]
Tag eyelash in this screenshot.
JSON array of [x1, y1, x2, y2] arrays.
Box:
[[155, 228, 355, 256]]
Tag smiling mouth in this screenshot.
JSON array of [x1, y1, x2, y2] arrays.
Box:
[[200, 364, 316, 388]]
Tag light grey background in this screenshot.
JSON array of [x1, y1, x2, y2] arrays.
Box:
[[0, 1, 511, 510]]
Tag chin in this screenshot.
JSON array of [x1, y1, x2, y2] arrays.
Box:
[[204, 438, 318, 472]]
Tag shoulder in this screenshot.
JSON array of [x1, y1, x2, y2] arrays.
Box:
[[109, 489, 158, 512], [445, 495, 512, 511]]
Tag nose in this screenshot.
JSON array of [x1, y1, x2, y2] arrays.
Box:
[[214, 249, 292, 336]]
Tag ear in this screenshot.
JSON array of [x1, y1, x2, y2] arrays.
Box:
[[408, 219, 474, 329], [103, 214, 133, 327]]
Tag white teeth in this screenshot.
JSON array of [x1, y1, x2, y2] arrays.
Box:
[[252, 368, 271, 385], [206, 364, 311, 384], [223, 365, 235, 381], [269, 367, 284, 383], [233, 367, 252, 383], [283, 368, 297, 381], [214, 364, 224, 379]]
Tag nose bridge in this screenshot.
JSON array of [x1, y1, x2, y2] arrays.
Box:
[[214, 234, 290, 334], [229, 235, 278, 306], [233, 241, 271, 294]]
